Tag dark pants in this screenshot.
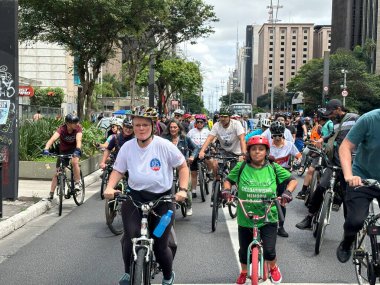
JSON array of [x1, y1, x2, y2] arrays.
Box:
[[238, 223, 277, 263], [120, 191, 175, 280], [276, 181, 287, 228], [342, 186, 380, 249]]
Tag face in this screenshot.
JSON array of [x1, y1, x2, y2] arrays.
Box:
[[271, 133, 284, 143], [133, 117, 152, 141], [169, 122, 180, 136], [219, 115, 230, 127], [174, 113, 182, 120], [196, 120, 205, 129], [249, 145, 267, 165], [111, 124, 119, 133], [67, 122, 79, 131], [328, 108, 340, 119], [122, 125, 133, 136], [276, 117, 285, 124]]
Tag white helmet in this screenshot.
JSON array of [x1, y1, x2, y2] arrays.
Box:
[[110, 118, 122, 127], [174, 109, 185, 116], [260, 118, 271, 128]]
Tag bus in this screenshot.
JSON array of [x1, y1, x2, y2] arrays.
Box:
[[229, 103, 252, 117]]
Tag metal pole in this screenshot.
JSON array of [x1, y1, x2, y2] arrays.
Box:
[[322, 51, 330, 107], [148, 55, 155, 108]]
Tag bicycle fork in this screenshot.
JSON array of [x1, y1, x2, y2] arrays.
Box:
[[247, 226, 265, 280]]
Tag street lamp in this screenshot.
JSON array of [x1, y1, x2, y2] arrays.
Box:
[[340, 69, 348, 107]]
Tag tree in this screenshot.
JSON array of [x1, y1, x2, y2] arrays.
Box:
[[219, 91, 244, 107], [30, 87, 64, 108], [19, 0, 136, 119]]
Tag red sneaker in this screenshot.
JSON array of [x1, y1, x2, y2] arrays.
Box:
[[270, 265, 282, 284], [235, 272, 247, 284]]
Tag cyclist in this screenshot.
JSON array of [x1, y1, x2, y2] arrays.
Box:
[[284, 112, 296, 141], [262, 113, 294, 143], [296, 99, 359, 230], [223, 136, 297, 284], [293, 111, 307, 152], [245, 117, 271, 141], [268, 121, 301, 237], [98, 118, 122, 149], [43, 114, 83, 200], [163, 119, 199, 216], [99, 118, 134, 170], [103, 108, 189, 285], [336, 108, 380, 263], [187, 114, 213, 198]]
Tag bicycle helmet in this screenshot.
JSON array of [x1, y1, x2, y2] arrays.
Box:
[[260, 118, 271, 128], [317, 108, 328, 119], [122, 118, 132, 127], [274, 112, 285, 120], [132, 107, 158, 120], [284, 112, 292, 119], [174, 109, 185, 116], [183, 113, 192, 119], [305, 116, 311, 122], [194, 114, 207, 122], [110, 118, 122, 127], [270, 121, 285, 135], [65, 113, 80, 123], [247, 136, 270, 150], [219, 107, 232, 116], [292, 111, 300, 117]]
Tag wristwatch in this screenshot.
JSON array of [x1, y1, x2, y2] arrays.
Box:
[[179, 187, 187, 192]]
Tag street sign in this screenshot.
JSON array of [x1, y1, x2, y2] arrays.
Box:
[[342, 89, 348, 97], [323, 86, 328, 92]]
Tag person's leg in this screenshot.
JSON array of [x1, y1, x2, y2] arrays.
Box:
[[71, 156, 81, 182], [261, 223, 282, 283], [297, 166, 315, 199], [236, 225, 252, 284], [276, 182, 288, 237]]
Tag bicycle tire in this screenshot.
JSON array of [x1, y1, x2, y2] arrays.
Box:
[[305, 170, 320, 206], [315, 191, 332, 254], [105, 199, 124, 235], [73, 170, 85, 206], [312, 214, 318, 238], [211, 181, 221, 232], [354, 230, 372, 285], [180, 201, 187, 218], [251, 246, 259, 285], [100, 170, 109, 200], [228, 186, 238, 219], [131, 247, 151, 285], [198, 164, 206, 202], [58, 174, 64, 216]]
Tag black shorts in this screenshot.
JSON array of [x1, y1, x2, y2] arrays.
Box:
[[56, 150, 75, 168], [189, 156, 200, 171]]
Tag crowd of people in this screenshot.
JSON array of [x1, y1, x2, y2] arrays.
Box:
[[41, 101, 380, 285]]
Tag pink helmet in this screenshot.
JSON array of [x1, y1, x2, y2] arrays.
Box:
[[194, 114, 207, 121]]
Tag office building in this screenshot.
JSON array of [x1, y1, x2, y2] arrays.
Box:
[[313, 25, 332, 58]]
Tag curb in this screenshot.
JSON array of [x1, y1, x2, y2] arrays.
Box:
[[0, 169, 102, 240]]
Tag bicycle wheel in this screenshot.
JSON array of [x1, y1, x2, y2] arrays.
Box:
[[305, 170, 320, 206], [312, 213, 318, 238], [228, 186, 238, 219], [73, 169, 85, 206], [198, 164, 206, 202], [354, 229, 373, 285], [100, 170, 109, 200], [251, 246, 259, 285], [315, 191, 332, 254], [180, 201, 187, 218], [58, 174, 65, 216], [211, 181, 221, 232], [105, 199, 123, 235], [130, 247, 151, 285]]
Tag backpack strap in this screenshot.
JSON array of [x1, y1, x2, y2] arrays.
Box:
[[269, 161, 280, 186]]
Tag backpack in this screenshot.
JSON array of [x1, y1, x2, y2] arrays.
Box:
[[236, 161, 280, 186]]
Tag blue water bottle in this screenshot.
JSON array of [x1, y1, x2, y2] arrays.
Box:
[[153, 210, 173, 238]]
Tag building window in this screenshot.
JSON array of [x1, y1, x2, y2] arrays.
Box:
[[304, 36, 307, 39], [291, 66, 295, 69], [269, 65, 273, 69], [280, 77, 284, 81], [292, 48, 296, 51], [269, 59, 273, 63], [292, 30, 297, 34], [281, 36, 285, 39], [280, 59, 284, 63], [291, 72, 295, 76], [304, 42, 307, 46], [269, 72, 272, 75], [292, 54, 296, 58], [304, 29, 308, 33], [280, 72, 284, 75], [303, 54, 307, 58], [303, 60, 307, 64], [281, 29, 286, 33], [269, 47, 273, 51], [268, 77, 272, 82], [328, 33, 331, 38], [269, 53, 273, 57], [280, 83, 284, 87], [270, 35, 274, 39], [281, 41, 285, 46], [281, 47, 284, 51], [270, 41, 273, 45], [292, 35, 296, 39], [280, 54, 284, 58], [292, 42, 296, 46], [268, 83, 272, 87], [269, 29, 274, 34], [291, 59, 296, 64], [280, 66, 284, 69], [303, 47, 307, 51]]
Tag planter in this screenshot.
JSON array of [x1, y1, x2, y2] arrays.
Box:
[[19, 154, 102, 180]]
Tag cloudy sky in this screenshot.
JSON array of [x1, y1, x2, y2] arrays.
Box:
[[182, 0, 332, 110]]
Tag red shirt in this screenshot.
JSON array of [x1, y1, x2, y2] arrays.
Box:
[[57, 124, 82, 152]]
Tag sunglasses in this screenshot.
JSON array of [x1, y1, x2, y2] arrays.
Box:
[[272, 134, 283, 138], [220, 115, 229, 118], [196, 121, 204, 124]]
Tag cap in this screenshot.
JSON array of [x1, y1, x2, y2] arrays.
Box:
[[324, 99, 343, 116]]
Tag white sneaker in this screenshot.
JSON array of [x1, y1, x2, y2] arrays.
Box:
[[74, 182, 82, 191], [186, 207, 193, 216]]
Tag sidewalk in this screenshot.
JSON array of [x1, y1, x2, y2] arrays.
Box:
[[0, 170, 102, 240]]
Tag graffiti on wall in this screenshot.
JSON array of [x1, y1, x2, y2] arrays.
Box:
[[0, 65, 15, 98]]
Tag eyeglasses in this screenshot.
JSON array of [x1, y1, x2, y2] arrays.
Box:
[[134, 124, 150, 129], [271, 134, 283, 138], [123, 125, 133, 130], [220, 115, 229, 118]]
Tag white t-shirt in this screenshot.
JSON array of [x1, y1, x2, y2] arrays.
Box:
[[187, 127, 210, 147], [269, 141, 300, 168], [210, 119, 245, 154], [262, 128, 294, 144], [113, 136, 185, 193]]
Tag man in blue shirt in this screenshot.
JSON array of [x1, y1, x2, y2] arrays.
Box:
[[336, 109, 380, 263]]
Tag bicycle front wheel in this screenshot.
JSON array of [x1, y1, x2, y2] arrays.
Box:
[[228, 186, 238, 219], [305, 169, 320, 206], [100, 170, 109, 200], [105, 199, 123, 235], [211, 181, 221, 232], [73, 169, 85, 206], [198, 164, 206, 202], [58, 174, 65, 216], [315, 191, 332, 254], [131, 247, 151, 285], [251, 246, 259, 285]]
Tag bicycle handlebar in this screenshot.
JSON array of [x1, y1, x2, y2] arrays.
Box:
[[355, 179, 380, 191], [114, 193, 177, 208]]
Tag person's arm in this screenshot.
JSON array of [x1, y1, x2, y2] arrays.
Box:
[[103, 170, 125, 199], [199, 134, 216, 159], [285, 178, 298, 193], [76, 132, 83, 150], [302, 124, 307, 140], [238, 133, 247, 156], [176, 160, 189, 202], [99, 149, 111, 169], [339, 138, 361, 186], [44, 132, 60, 150]]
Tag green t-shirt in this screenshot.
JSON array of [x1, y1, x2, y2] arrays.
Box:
[[227, 161, 291, 228], [321, 120, 334, 137], [347, 109, 380, 181]]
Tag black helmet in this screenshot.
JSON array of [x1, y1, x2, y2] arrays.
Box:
[[274, 112, 285, 120], [219, 107, 232, 116], [270, 121, 285, 134], [317, 108, 328, 119], [123, 118, 132, 127], [65, 113, 80, 123]]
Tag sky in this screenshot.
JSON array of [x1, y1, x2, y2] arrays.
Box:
[[182, 0, 332, 111]]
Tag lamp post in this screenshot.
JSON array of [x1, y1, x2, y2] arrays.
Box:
[[340, 69, 348, 107]]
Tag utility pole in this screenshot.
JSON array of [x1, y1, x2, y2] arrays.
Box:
[[322, 51, 330, 107], [341, 69, 348, 107], [267, 0, 283, 115], [215, 86, 219, 110], [220, 80, 225, 106]]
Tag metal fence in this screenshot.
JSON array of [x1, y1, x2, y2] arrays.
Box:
[[19, 104, 63, 122]]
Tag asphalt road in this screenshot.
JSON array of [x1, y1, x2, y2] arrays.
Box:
[[0, 176, 359, 284]]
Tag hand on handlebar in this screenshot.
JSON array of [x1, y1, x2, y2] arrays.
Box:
[[42, 149, 50, 156], [221, 190, 232, 202], [175, 190, 187, 202], [346, 175, 362, 187], [199, 150, 205, 160], [99, 162, 106, 170], [103, 187, 121, 200], [280, 190, 293, 206]]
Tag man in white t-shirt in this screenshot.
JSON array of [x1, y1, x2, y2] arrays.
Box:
[[198, 108, 246, 177], [104, 108, 188, 285], [262, 113, 294, 144]]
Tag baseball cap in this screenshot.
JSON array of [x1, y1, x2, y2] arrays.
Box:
[[324, 99, 343, 116]]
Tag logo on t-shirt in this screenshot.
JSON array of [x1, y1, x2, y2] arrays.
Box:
[[150, 158, 161, 171]]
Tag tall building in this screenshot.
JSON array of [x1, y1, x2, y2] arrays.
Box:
[[256, 23, 314, 97], [313, 25, 332, 58], [251, 25, 261, 106], [244, 25, 253, 104]]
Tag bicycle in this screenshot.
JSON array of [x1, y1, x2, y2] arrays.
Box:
[[100, 153, 116, 200], [352, 179, 380, 285], [115, 193, 178, 285], [171, 168, 187, 218], [51, 154, 85, 216], [198, 158, 212, 202], [105, 176, 128, 235], [228, 195, 284, 285], [208, 153, 238, 232]]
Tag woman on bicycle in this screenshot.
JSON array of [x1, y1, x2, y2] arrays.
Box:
[[103, 108, 189, 285], [98, 118, 122, 149], [223, 136, 297, 284], [162, 119, 199, 216]]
